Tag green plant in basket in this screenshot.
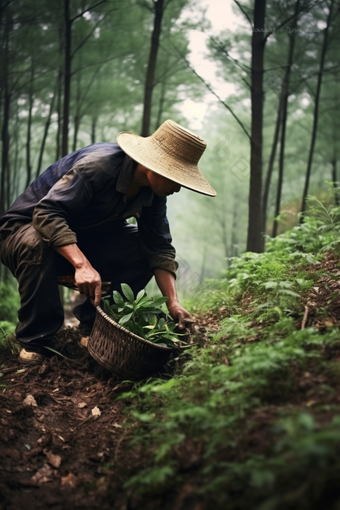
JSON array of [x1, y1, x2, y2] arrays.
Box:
[[102, 284, 185, 348]]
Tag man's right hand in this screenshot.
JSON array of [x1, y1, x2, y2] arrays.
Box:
[[55, 244, 102, 306], [74, 263, 102, 306]]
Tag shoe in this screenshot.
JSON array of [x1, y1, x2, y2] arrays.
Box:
[[18, 348, 45, 365]]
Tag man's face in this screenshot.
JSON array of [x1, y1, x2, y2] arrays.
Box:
[[146, 169, 181, 197]]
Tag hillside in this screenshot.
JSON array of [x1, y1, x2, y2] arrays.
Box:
[[1, 200, 340, 510]]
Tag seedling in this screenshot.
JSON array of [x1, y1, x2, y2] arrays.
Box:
[[102, 284, 185, 348]]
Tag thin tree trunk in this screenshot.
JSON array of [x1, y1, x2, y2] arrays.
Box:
[[141, 0, 164, 137], [36, 88, 56, 179], [72, 65, 82, 152], [91, 116, 97, 144], [62, 0, 72, 156], [73, 116, 80, 152], [56, 69, 63, 161], [246, 0, 266, 253], [261, 91, 283, 241], [25, 63, 34, 189], [332, 158, 339, 206], [231, 203, 239, 257], [0, 91, 10, 217], [155, 79, 167, 130], [272, 1, 299, 238], [300, 0, 334, 222], [0, 16, 10, 217], [200, 245, 207, 281], [12, 104, 20, 204]]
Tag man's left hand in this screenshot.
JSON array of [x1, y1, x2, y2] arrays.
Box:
[[167, 301, 195, 331]]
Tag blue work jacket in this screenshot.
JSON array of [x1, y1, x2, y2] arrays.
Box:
[[0, 143, 177, 276]]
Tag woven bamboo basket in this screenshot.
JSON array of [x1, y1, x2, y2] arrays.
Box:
[[88, 305, 174, 380]]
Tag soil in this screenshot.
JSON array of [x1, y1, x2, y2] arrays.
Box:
[[0, 325, 135, 510], [1, 255, 340, 510]]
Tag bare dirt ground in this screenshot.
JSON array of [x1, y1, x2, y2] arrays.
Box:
[[0, 325, 137, 510]]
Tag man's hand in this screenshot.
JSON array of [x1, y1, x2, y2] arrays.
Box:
[[154, 268, 195, 331], [74, 263, 102, 306], [55, 244, 102, 306], [167, 300, 196, 331]]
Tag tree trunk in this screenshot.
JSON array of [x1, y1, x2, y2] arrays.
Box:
[[300, 0, 334, 222], [0, 91, 10, 217], [25, 63, 34, 189], [13, 104, 21, 203], [332, 158, 339, 206], [261, 89, 283, 242], [72, 65, 82, 152], [155, 78, 167, 130], [62, 0, 72, 156], [141, 0, 164, 137], [246, 0, 266, 253], [200, 245, 207, 281], [91, 116, 97, 144], [272, 1, 299, 238], [231, 202, 239, 257], [0, 15, 10, 217], [56, 69, 63, 161], [36, 88, 56, 179]]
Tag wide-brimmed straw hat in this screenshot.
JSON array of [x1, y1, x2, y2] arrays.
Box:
[[116, 119, 216, 197]]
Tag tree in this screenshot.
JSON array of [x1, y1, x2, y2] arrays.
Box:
[[246, 0, 266, 252], [141, 0, 165, 136], [300, 0, 337, 221]]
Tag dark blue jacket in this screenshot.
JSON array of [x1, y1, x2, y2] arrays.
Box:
[[0, 143, 177, 276]]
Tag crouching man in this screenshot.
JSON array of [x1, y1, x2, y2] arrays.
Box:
[[0, 120, 216, 364]]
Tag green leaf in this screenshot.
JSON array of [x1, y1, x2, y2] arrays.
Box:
[[119, 312, 133, 325], [113, 290, 125, 307], [148, 313, 158, 326], [151, 296, 168, 307], [121, 283, 135, 303], [136, 289, 146, 302]]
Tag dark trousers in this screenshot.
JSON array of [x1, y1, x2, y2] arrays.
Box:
[[0, 223, 153, 351]]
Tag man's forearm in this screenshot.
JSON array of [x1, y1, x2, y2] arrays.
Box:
[[55, 243, 88, 268], [154, 268, 178, 305]]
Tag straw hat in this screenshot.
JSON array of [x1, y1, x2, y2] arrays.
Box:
[[116, 119, 216, 197]]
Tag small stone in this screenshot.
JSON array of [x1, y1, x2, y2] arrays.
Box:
[[31, 463, 53, 484], [44, 450, 62, 468], [91, 406, 101, 418], [61, 473, 77, 488], [23, 394, 38, 407]]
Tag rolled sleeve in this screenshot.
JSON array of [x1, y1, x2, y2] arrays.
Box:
[[150, 254, 179, 278], [32, 168, 92, 247]]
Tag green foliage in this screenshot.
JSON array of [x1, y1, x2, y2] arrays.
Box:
[[118, 203, 340, 508], [0, 322, 19, 355], [267, 196, 340, 256], [0, 282, 19, 323], [102, 284, 185, 348]]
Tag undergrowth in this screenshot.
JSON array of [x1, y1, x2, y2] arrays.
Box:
[[118, 197, 340, 509]]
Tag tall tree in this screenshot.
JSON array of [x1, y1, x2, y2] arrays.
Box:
[[61, 0, 106, 156], [141, 0, 165, 136], [272, 0, 299, 238], [300, 0, 335, 221], [246, 0, 266, 252]]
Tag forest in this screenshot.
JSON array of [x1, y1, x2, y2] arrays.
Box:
[[1, 0, 340, 508]]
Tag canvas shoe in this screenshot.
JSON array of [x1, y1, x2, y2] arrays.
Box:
[[18, 348, 45, 365]]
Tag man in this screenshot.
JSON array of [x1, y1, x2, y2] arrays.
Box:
[[0, 119, 216, 364]]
